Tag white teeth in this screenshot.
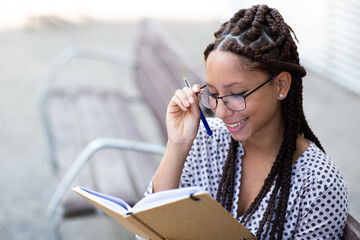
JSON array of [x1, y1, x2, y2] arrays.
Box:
[[227, 118, 247, 128]]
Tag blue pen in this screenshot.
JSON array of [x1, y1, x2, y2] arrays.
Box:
[[183, 77, 212, 136]]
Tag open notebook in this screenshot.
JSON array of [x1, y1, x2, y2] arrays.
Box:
[[72, 186, 256, 240]]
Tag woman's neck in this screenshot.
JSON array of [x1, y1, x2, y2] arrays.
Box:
[[241, 123, 284, 163]]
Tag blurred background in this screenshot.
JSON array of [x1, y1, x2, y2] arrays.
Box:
[[0, 0, 359, 239]]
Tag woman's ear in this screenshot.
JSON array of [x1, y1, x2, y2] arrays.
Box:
[[275, 72, 292, 99]]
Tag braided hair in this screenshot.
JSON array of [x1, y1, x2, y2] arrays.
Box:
[[204, 5, 324, 239]]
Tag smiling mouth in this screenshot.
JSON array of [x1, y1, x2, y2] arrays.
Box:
[[226, 118, 248, 128]]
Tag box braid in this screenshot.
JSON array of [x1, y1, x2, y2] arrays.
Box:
[[204, 5, 324, 239]]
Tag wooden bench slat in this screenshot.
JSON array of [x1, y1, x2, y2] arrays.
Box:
[[134, 19, 207, 138], [73, 90, 140, 204], [100, 91, 143, 140], [49, 90, 96, 214], [86, 148, 139, 205], [136, 50, 174, 131], [49, 90, 84, 153], [101, 91, 159, 197], [342, 214, 360, 240], [135, 69, 168, 138], [138, 45, 177, 107], [73, 89, 114, 140], [139, 19, 204, 86]]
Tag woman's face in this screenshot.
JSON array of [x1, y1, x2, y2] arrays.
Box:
[[205, 50, 283, 142]]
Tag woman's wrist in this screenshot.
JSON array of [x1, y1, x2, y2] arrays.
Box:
[[166, 139, 193, 152], [152, 140, 193, 192]]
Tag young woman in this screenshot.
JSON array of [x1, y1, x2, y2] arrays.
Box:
[[144, 5, 348, 239]]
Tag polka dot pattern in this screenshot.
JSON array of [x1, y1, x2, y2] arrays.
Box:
[[141, 117, 349, 239]]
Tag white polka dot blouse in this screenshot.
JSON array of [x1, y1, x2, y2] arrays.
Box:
[[142, 117, 348, 239]]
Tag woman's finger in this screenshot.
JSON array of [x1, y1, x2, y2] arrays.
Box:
[[171, 94, 188, 112], [183, 86, 196, 104], [192, 84, 201, 94], [175, 88, 191, 108]]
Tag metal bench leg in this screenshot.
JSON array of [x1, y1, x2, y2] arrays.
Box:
[[46, 137, 165, 239], [49, 213, 62, 240]]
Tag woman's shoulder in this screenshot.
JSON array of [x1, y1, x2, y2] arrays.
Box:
[[290, 142, 348, 238], [292, 142, 347, 190]]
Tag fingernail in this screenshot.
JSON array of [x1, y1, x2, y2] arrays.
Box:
[[189, 97, 194, 103], [185, 100, 189, 106]]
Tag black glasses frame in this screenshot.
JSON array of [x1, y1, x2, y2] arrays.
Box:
[[198, 74, 276, 112]]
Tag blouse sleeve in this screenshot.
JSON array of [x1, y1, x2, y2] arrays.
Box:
[[179, 121, 214, 189], [293, 166, 348, 239]]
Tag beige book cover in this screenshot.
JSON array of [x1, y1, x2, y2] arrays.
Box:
[[72, 186, 256, 240]]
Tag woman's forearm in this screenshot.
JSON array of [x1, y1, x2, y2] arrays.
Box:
[[152, 140, 192, 192]]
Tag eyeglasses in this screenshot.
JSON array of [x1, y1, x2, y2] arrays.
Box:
[[198, 75, 275, 112]]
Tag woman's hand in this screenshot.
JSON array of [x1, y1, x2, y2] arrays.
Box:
[[152, 84, 202, 192], [166, 84, 202, 145]]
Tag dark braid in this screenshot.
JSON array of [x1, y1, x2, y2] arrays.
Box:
[[216, 137, 238, 212], [205, 5, 324, 239]]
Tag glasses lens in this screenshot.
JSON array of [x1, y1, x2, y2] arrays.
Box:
[[199, 93, 217, 109], [223, 95, 246, 111]]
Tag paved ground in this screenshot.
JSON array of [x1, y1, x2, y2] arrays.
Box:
[[0, 19, 359, 240]]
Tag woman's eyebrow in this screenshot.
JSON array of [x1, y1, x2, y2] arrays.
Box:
[[206, 82, 242, 89], [223, 82, 242, 88]]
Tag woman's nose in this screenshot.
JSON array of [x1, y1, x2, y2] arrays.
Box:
[[214, 100, 232, 119]]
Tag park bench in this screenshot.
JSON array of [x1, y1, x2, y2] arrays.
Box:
[[39, 18, 360, 240], [39, 19, 205, 239]]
